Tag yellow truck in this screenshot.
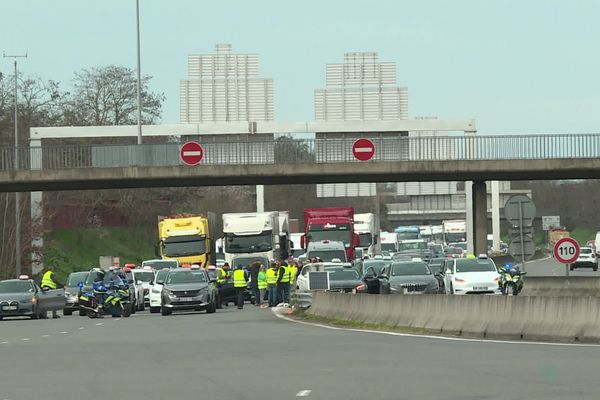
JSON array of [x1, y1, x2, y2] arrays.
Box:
[[157, 213, 217, 267]]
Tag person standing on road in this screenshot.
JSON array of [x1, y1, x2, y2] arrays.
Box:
[[266, 262, 278, 307], [233, 265, 248, 309], [257, 265, 268, 308], [40, 266, 62, 319], [248, 261, 261, 307], [276, 260, 291, 304]]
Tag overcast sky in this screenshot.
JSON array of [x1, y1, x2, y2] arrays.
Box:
[[2, 0, 599, 133]]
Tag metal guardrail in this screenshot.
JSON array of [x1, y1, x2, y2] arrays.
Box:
[[2, 134, 600, 171]]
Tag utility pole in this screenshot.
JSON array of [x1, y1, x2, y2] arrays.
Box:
[[3, 51, 27, 277], [135, 0, 143, 144]]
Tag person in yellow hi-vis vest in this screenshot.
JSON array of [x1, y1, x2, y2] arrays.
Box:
[[276, 260, 291, 304], [41, 266, 62, 318], [266, 262, 278, 307], [233, 266, 248, 309]]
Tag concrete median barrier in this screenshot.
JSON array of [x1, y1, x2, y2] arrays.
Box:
[[306, 292, 600, 342], [523, 277, 600, 297]]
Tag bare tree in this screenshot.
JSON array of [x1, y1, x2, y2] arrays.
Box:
[[64, 65, 164, 126]]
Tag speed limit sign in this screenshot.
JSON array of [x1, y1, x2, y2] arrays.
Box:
[[553, 237, 580, 264]]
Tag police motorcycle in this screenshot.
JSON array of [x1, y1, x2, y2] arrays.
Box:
[[498, 263, 527, 296], [78, 275, 132, 318]]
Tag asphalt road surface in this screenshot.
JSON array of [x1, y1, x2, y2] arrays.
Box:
[[522, 256, 600, 277], [1, 305, 599, 400]]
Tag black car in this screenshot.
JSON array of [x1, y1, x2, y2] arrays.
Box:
[[388, 261, 440, 294], [63, 271, 89, 315], [205, 268, 242, 308], [325, 266, 364, 293], [159, 268, 217, 315]]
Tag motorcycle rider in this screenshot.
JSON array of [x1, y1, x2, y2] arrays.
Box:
[[93, 270, 108, 313]]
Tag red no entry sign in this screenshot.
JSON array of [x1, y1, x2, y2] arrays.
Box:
[[553, 237, 580, 264], [180, 141, 204, 165], [352, 138, 375, 161]]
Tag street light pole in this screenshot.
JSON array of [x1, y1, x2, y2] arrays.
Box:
[[135, 0, 143, 144], [3, 51, 27, 277]]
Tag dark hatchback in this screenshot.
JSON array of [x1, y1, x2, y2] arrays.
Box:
[[325, 267, 365, 293], [159, 268, 217, 315]]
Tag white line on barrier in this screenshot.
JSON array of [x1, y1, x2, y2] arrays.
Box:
[[296, 390, 312, 397], [274, 313, 600, 348]]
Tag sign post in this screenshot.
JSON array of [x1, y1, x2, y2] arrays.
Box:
[[180, 141, 204, 165], [352, 138, 375, 161], [505, 195, 536, 271], [553, 237, 580, 277]]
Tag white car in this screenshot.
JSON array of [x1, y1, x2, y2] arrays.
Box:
[[131, 268, 156, 307], [296, 263, 327, 292], [149, 269, 170, 313], [443, 256, 502, 295], [570, 247, 598, 271], [124, 269, 146, 311]]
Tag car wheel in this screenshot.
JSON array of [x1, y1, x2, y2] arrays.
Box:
[[160, 306, 172, 316], [79, 308, 86, 316], [449, 283, 454, 295], [206, 299, 216, 314], [63, 308, 72, 316], [139, 301, 145, 312], [150, 307, 160, 313]]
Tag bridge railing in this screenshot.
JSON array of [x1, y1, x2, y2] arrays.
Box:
[[1, 134, 599, 171]]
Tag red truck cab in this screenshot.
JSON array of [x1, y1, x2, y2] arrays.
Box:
[[301, 207, 360, 261]]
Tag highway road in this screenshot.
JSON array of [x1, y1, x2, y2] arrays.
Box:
[[522, 255, 600, 277], [1, 306, 599, 399]]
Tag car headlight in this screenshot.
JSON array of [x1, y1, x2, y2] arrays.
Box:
[[163, 289, 176, 299], [20, 297, 33, 304]]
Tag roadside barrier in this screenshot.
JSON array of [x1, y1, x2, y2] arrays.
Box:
[[307, 292, 600, 342], [523, 277, 600, 297]]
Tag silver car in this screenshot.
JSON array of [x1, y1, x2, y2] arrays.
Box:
[[0, 277, 65, 320], [387, 261, 439, 294]]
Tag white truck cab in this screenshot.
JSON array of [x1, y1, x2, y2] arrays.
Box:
[[306, 240, 348, 263]]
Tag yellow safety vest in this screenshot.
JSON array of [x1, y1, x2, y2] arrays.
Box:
[[233, 269, 247, 288], [288, 266, 297, 282], [279, 266, 290, 283], [216, 268, 227, 284], [266, 268, 277, 284], [41, 271, 57, 289], [257, 271, 268, 290]]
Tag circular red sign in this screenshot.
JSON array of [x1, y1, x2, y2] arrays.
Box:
[[352, 138, 375, 161], [180, 141, 203, 165], [553, 237, 580, 264]]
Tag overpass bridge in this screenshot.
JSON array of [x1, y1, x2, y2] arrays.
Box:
[[2, 133, 600, 255]]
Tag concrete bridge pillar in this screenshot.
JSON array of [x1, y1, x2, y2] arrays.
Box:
[[472, 180, 488, 256]]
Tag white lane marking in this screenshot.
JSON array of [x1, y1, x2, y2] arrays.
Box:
[[78, 327, 85, 330], [95, 322, 103, 326], [183, 150, 201, 156], [60, 331, 68, 334], [274, 313, 600, 348], [41, 335, 50, 338], [296, 390, 312, 397], [1, 341, 8, 344], [22, 338, 30, 341], [354, 147, 373, 153]]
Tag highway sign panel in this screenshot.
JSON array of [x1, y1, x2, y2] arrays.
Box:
[[542, 215, 561, 231], [508, 226, 533, 238], [180, 141, 204, 165], [553, 237, 580, 264], [352, 138, 375, 161], [509, 235, 536, 261], [504, 195, 536, 227]]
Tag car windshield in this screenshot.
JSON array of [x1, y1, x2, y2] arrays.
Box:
[[67, 272, 88, 286], [225, 231, 272, 253], [163, 235, 206, 257], [155, 270, 169, 282], [391, 262, 431, 276], [455, 259, 497, 273], [308, 224, 352, 247], [428, 258, 445, 267], [451, 242, 467, 250], [0, 280, 34, 293], [307, 250, 346, 262], [166, 270, 207, 284], [381, 243, 396, 252], [581, 248, 592, 254], [143, 260, 178, 269], [133, 271, 155, 282], [363, 260, 391, 271], [328, 269, 360, 280]]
